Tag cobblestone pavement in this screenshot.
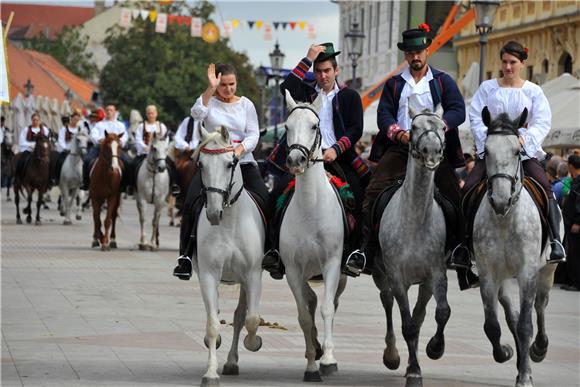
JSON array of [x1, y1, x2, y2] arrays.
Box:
[[1, 192, 579, 387]]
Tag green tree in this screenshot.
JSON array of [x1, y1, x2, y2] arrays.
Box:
[[25, 26, 99, 79], [100, 1, 258, 128]]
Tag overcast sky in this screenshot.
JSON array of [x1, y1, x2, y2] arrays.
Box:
[[6, 0, 340, 69]]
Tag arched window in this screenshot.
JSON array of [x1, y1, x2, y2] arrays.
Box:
[[542, 59, 549, 74], [558, 52, 572, 75]]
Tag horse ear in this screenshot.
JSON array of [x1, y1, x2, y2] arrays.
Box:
[[434, 103, 444, 118], [284, 89, 297, 112], [517, 108, 528, 130], [408, 104, 419, 120], [311, 93, 323, 113], [198, 121, 210, 140], [104, 130, 109, 137], [219, 126, 230, 142], [118, 132, 124, 138], [482, 106, 491, 128]]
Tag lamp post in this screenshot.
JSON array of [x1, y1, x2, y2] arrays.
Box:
[[472, 0, 501, 84], [254, 66, 268, 131], [24, 78, 34, 97], [269, 41, 285, 144], [344, 21, 365, 90]]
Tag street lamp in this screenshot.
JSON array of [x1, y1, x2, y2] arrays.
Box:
[[254, 66, 268, 131], [344, 21, 365, 90], [269, 41, 285, 144], [472, 0, 501, 84], [24, 78, 34, 97]]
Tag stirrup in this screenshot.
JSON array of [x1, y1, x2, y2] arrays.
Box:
[[173, 255, 192, 280], [448, 245, 471, 269], [344, 250, 366, 277], [547, 240, 566, 264], [171, 184, 181, 196]]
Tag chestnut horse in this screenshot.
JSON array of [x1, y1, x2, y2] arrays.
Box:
[[90, 132, 124, 251], [172, 145, 197, 214], [13, 135, 51, 225]]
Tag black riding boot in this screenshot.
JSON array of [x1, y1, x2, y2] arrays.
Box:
[[262, 222, 285, 280], [81, 160, 90, 190], [547, 198, 566, 263], [173, 197, 203, 280], [344, 210, 374, 277], [166, 157, 181, 195]]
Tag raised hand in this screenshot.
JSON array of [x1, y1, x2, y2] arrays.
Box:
[[306, 45, 327, 62], [207, 63, 221, 91]]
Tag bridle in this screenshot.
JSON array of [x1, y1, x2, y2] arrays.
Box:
[[409, 112, 445, 169], [146, 146, 167, 203], [485, 129, 525, 214], [198, 145, 243, 208], [286, 105, 324, 168]]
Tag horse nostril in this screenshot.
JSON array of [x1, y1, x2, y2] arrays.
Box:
[[422, 147, 428, 154]]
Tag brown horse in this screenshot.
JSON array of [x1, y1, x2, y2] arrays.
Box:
[[13, 135, 51, 225], [173, 147, 197, 214], [90, 132, 124, 251]]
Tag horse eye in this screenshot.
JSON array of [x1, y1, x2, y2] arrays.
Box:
[[197, 162, 203, 169], [312, 124, 317, 130]]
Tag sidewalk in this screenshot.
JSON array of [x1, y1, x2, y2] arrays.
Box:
[[1, 194, 579, 386]]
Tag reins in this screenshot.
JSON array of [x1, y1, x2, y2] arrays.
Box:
[[198, 145, 243, 208], [409, 112, 445, 169], [286, 105, 324, 167]]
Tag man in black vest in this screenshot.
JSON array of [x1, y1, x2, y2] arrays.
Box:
[[263, 42, 371, 279]]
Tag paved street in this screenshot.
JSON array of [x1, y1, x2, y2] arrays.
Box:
[[1, 191, 579, 387]]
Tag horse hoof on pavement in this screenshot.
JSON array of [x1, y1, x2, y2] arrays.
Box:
[[493, 344, 514, 363], [109, 241, 117, 249], [7, 197, 11, 202], [383, 349, 400, 370], [530, 341, 548, 363], [405, 375, 423, 387], [243, 335, 262, 352], [101, 244, 110, 252], [303, 370, 322, 382], [149, 245, 159, 252], [319, 363, 338, 376], [200, 376, 220, 387], [221, 363, 239, 375], [204, 334, 222, 349], [91, 240, 100, 248], [138, 243, 148, 251], [26, 215, 32, 224], [16, 218, 22, 224], [63, 220, 72, 225], [59, 210, 65, 216], [75, 214, 82, 220], [35, 219, 42, 226], [426, 335, 445, 360]]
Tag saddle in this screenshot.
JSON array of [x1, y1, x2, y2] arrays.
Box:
[[461, 177, 548, 251]]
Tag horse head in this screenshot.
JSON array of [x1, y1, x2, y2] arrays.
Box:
[[482, 106, 528, 216], [33, 134, 51, 164], [148, 132, 168, 173], [195, 123, 241, 226], [101, 130, 124, 171], [284, 89, 323, 175], [408, 104, 446, 170], [74, 130, 89, 158]]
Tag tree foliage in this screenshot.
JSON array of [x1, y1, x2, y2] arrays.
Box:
[[24, 26, 99, 80], [100, 1, 258, 128]]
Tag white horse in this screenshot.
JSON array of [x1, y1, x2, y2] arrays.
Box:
[[281, 90, 348, 382], [59, 130, 89, 225], [373, 105, 451, 387], [472, 107, 557, 387], [135, 133, 170, 251], [193, 124, 265, 387]]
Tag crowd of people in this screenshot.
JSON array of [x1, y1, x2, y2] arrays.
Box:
[[1, 23, 579, 291]]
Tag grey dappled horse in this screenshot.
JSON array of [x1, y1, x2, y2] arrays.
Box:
[[372, 105, 450, 387], [59, 130, 89, 224], [281, 90, 348, 382], [135, 133, 170, 251], [473, 107, 558, 387], [193, 124, 265, 387]]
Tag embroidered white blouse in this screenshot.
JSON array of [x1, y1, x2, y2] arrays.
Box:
[[190, 96, 259, 165], [469, 79, 551, 160], [57, 125, 80, 152], [397, 66, 435, 132], [18, 125, 50, 152], [135, 121, 168, 155]]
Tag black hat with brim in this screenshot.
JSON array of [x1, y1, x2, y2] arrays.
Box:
[[314, 42, 341, 63], [397, 28, 432, 52]]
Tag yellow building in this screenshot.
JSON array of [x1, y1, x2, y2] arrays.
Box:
[[454, 0, 580, 85]]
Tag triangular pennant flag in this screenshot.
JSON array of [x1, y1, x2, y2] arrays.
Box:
[[289, 21, 297, 30], [255, 20, 263, 29], [248, 20, 255, 29], [140, 10, 149, 20], [119, 8, 132, 27], [223, 20, 233, 37], [131, 9, 140, 20], [299, 21, 306, 30], [183, 15, 191, 26], [264, 23, 272, 40], [149, 10, 158, 22], [232, 19, 239, 28], [282, 22, 288, 30], [167, 14, 178, 24], [273, 22, 280, 30]]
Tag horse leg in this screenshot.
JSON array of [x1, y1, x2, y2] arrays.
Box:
[[91, 198, 102, 248], [285, 265, 321, 382], [74, 188, 83, 221], [62, 186, 72, 225], [304, 282, 322, 361], [150, 201, 162, 250], [198, 270, 222, 386], [101, 198, 114, 251], [392, 285, 422, 387], [137, 196, 147, 250], [26, 190, 33, 224], [222, 286, 246, 376], [319, 259, 341, 376], [480, 276, 514, 364], [515, 272, 538, 387], [380, 287, 400, 369], [109, 194, 120, 249], [426, 270, 451, 360], [243, 268, 262, 352], [530, 266, 554, 363], [58, 194, 64, 216], [35, 189, 42, 225], [14, 184, 22, 224]]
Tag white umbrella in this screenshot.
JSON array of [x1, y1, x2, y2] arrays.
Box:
[[38, 96, 51, 129], [60, 99, 72, 118], [11, 93, 26, 148], [49, 98, 62, 133], [24, 95, 36, 126]]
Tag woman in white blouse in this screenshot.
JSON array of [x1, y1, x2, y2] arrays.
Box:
[[174, 63, 268, 278], [466, 40, 565, 263]]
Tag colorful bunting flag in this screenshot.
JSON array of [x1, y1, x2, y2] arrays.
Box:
[[255, 20, 263, 29], [119, 8, 132, 27], [191, 17, 202, 37], [232, 19, 239, 28], [131, 9, 140, 20], [264, 23, 272, 40], [140, 10, 149, 20], [307, 24, 316, 40], [155, 13, 168, 33], [167, 14, 177, 25], [289, 21, 297, 30], [299, 21, 306, 30], [149, 10, 158, 22], [273, 21, 280, 30], [223, 20, 233, 37], [248, 20, 255, 29], [282, 22, 288, 30]]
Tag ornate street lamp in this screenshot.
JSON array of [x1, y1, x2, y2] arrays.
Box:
[[472, 0, 501, 84], [269, 42, 285, 144], [344, 21, 365, 90], [24, 78, 34, 97]]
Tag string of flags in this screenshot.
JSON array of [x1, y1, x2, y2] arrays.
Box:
[[119, 7, 317, 43]]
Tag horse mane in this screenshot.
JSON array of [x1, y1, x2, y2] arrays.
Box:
[[487, 112, 519, 136], [193, 128, 230, 160]]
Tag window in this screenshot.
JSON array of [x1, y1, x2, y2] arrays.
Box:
[[542, 59, 549, 74], [558, 52, 572, 75], [425, 1, 454, 47]]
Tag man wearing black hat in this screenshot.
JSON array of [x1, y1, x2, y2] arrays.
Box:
[[345, 25, 477, 289], [263, 43, 371, 279]]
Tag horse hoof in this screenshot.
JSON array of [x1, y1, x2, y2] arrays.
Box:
[[221, 363, 239, 375], [101, 245, 110, 252], [109, 241, 117, 249], [169, 220, 174, 227], [204, 334, 222, 349], [149, 245, 158, 252], [35, 220, 42, 226], [530, 341, 548, 363], [319, 363, 338, 376], [303, 370, 322, 382], [76, 215, 82, 220], [91, 241, 100, 248], [26, 216, 31, 224], [16, 218, 22, 224], [383, 350, 400, 370], [405, 375, 423, 387], [243, 335, 262, 352], [426, 336, 445, 360], [59, 210, 65, 216], [138, 244, 148, 251], [63, 220, 72, 225], [7, 197, 11, 202], [494, 344, 514, 363], [200, 376, 220, 387]]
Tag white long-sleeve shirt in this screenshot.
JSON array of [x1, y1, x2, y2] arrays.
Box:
[[174, 116, 197, 150], [314, 82, 339, 149], [135, 121, 167, 155], [397, 66, 435, 132], [0, 125, 4, 145], [57, 125, 80, 152], [18, 125, 50, 152], [190, 96, 259, 164], [90, 119, 128, 147], [469, 79, 552, 160]]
